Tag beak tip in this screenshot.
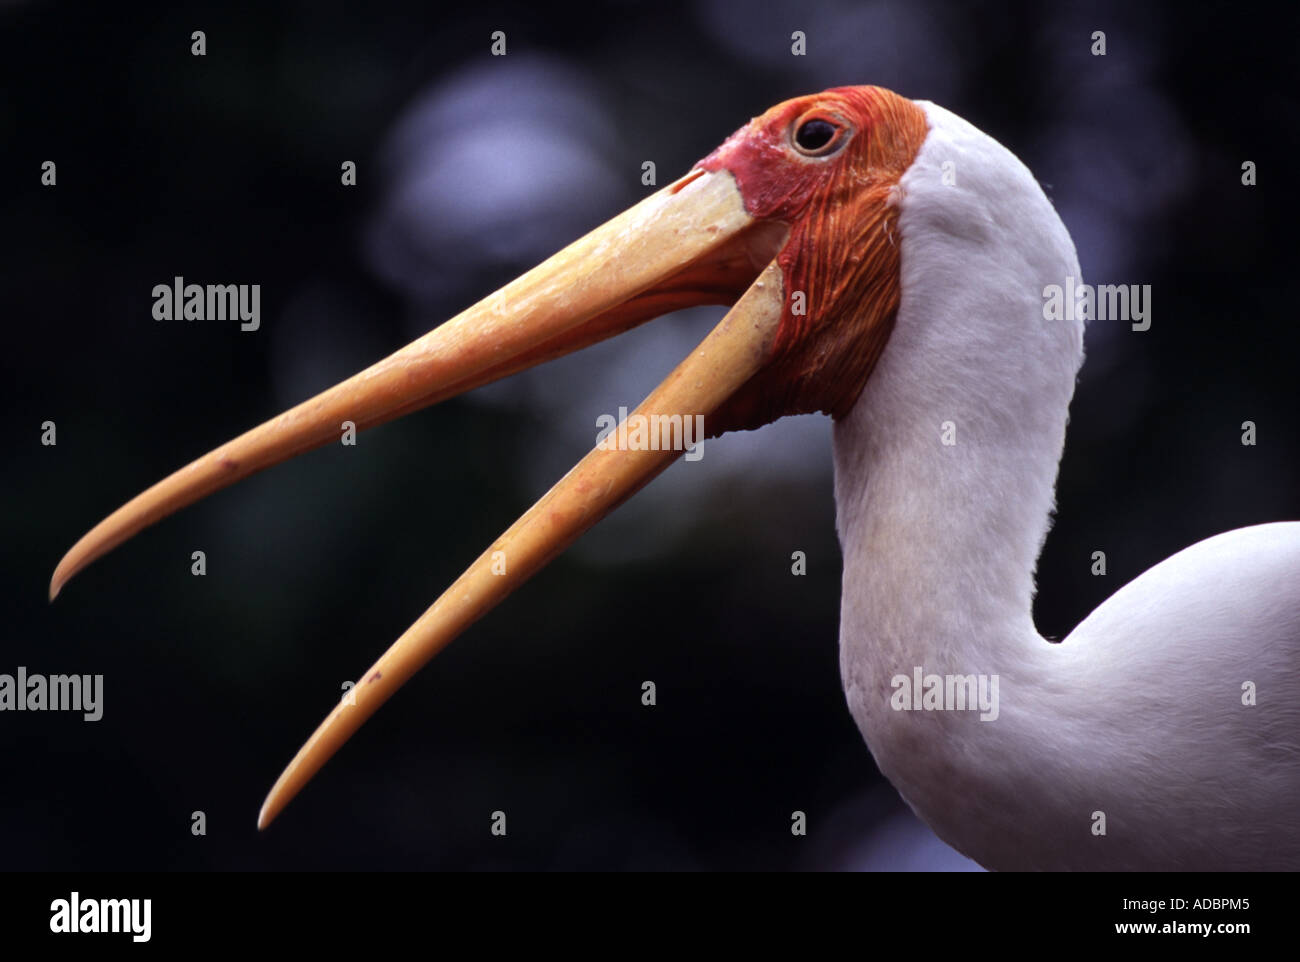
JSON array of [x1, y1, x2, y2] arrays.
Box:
[[50, 545, 85, 602]]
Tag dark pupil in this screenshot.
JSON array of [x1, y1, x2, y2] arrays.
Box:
[[796, 119, 836, 151]]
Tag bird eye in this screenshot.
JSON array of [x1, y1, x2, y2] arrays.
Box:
[[792, 117, 844, 156]]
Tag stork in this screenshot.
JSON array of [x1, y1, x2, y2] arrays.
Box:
[[51, 87, 1300, 870]]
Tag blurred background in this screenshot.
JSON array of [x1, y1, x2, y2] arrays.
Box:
[[2, 0, 1296, 870]]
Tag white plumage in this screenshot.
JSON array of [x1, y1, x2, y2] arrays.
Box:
[[834, 101, 1300, 869]]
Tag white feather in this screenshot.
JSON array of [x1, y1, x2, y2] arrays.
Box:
[[832, 100, 1300, 870]]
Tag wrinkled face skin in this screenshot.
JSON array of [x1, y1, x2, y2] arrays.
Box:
[[699, 86, 929, 434]]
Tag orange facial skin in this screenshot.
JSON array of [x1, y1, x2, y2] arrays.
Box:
[[699, 86, 928, 432]]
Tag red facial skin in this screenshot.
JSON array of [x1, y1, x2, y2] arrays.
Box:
[[698, 86, 929, 432]]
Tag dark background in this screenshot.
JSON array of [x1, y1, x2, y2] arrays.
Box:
[[2, 0, 1296, 870]]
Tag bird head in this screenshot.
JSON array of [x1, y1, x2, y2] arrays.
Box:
[[700, 86, 928, 432], [52, 86, 932, 825]]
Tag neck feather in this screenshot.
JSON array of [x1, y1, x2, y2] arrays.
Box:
[[830, 100, 1084, 865]]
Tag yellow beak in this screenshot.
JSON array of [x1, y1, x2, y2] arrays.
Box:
[[50, 167, 789, 828]]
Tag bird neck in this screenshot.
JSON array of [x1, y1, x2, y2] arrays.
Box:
[[828, 99, 1086, 864], [831, 386, 1067, 866], [830, 369, 1061, 694]]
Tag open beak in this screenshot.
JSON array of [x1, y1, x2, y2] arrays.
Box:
[[50, 167, 789, 828]]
